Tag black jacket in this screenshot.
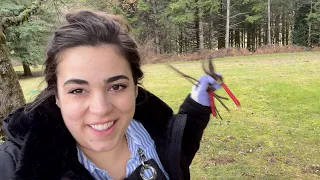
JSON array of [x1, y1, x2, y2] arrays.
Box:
[[0, 88, 211, 180]]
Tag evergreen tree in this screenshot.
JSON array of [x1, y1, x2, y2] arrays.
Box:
[[292, 2, 311, 46]]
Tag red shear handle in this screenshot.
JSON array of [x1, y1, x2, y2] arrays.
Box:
[[209, 91, 217, 117], [221, 83, 241, 107]]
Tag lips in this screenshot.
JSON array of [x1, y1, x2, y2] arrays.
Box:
[[89, 121, 115, 131]]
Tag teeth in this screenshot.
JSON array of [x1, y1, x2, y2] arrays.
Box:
[[90, 121, 114, 131]]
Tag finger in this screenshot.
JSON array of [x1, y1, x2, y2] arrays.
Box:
[[195, 76, 212, 92], [205, 75, 216, 85], [212, 83, 221, 90]]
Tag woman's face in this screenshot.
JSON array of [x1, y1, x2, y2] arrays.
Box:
[[56, 45, 137, 152]]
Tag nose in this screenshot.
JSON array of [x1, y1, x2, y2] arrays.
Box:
[[89, 92, 113, 116]]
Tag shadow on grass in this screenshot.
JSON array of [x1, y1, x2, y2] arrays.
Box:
[[16, 70, 44, 80]]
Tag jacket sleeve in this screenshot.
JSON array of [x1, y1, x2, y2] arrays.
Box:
[[0, 142, 17, 179], [178, 94, 211, 167]]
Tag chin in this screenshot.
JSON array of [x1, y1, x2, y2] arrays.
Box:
[[87, 144, 110, 152], [88, 140, 118, 152]]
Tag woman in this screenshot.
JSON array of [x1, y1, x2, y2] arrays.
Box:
[[0, 10, 220, 180]]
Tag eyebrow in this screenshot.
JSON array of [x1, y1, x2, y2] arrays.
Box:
[[63, 75, 130, 87], [105, 75, 129, 83], [63, 79, 88, 86]]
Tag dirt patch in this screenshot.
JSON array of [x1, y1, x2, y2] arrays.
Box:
[[302, 164, 320, 175], [266, 156, 278, 163], [206, 155, 237, 166]]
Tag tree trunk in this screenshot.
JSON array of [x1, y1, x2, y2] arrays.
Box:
[[286, 16, 289, 45], [264, 21, 268, 45], [197, 1, 204, 51], [218, 0, 225, 49], [252, 24, 256, 51], [209, 19, 214, 49], [247, 23, 251, 50], [0, 0, 43, 137], [185, 34, 188, 52], [308, 0, 313, 47], [154, 29, 160, 54], [275, 14, 280, 44], [151, 0, 160, 54], [23, 62, 32, 76], [235, 29, 240, 48], [179, 26, 183, 53], [0, 31, 26, 135], [199, 15, 204, 50], [242, 27, 245, 48], [268, 0, 271, 45], [282, 10, 286, 46], [258, 25, 262, 46], [225, 0, 230, 48], [218, 30, 225, 49], [230, 29, 234, 47]]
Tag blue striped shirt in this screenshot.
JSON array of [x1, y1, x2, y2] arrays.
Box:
[[77, 119, 169, 180]]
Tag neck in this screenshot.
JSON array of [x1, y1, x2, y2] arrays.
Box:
[[80, 135, 129, 170]]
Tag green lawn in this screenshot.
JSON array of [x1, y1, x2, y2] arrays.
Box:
[[16, 52, 320, 179]]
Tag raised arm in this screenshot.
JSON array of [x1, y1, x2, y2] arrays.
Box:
[[178, 75, 221, 166]]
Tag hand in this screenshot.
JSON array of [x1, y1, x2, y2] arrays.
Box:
[[191, 75, 221, 106]]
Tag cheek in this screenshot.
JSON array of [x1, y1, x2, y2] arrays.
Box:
[[60, 103, 86, 140], [115, 92, 136, 114], [59, 99, 87, 125]]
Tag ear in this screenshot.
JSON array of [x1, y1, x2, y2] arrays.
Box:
[[55, 95, 60, 108]]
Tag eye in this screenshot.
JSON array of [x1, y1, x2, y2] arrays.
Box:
[[110, 84, 127, 91], [69, 89, 86, 94]]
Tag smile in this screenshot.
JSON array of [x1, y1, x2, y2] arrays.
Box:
[[89, 121, 115, 131]]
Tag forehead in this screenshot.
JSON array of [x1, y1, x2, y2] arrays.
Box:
[[56, 45, 132, 80]]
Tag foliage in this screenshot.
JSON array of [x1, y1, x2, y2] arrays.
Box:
[[3, 1, 58, 66], [307, 1, 320, 45], [242, 0, 266, 23], [6, 18, 49, 66], [0, 2, 25, 17], [292, 2, 311, 46], [2, 0, 320, 58]]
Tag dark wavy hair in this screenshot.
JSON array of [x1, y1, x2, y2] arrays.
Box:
[[26, 10, 144, 112]]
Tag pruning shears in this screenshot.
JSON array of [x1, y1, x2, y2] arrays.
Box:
[[202, 58, 240, 118], [168, 57, 240, 119]]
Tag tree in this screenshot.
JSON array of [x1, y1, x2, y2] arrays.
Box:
[[3, 1, 57, 77], [0, 0, 44, 136], [307, 0, 320, 46], [225, 0, 230, 48], [292, 1, 312, 46], [198, 0, 204, 50], [268, 0, 271, 44], [81, 0, 318, 53]]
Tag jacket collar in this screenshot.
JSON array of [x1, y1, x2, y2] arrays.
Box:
[[10, 101, 93, 180]]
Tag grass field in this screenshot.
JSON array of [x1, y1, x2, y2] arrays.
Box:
[[16, 52, 320, 179]]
